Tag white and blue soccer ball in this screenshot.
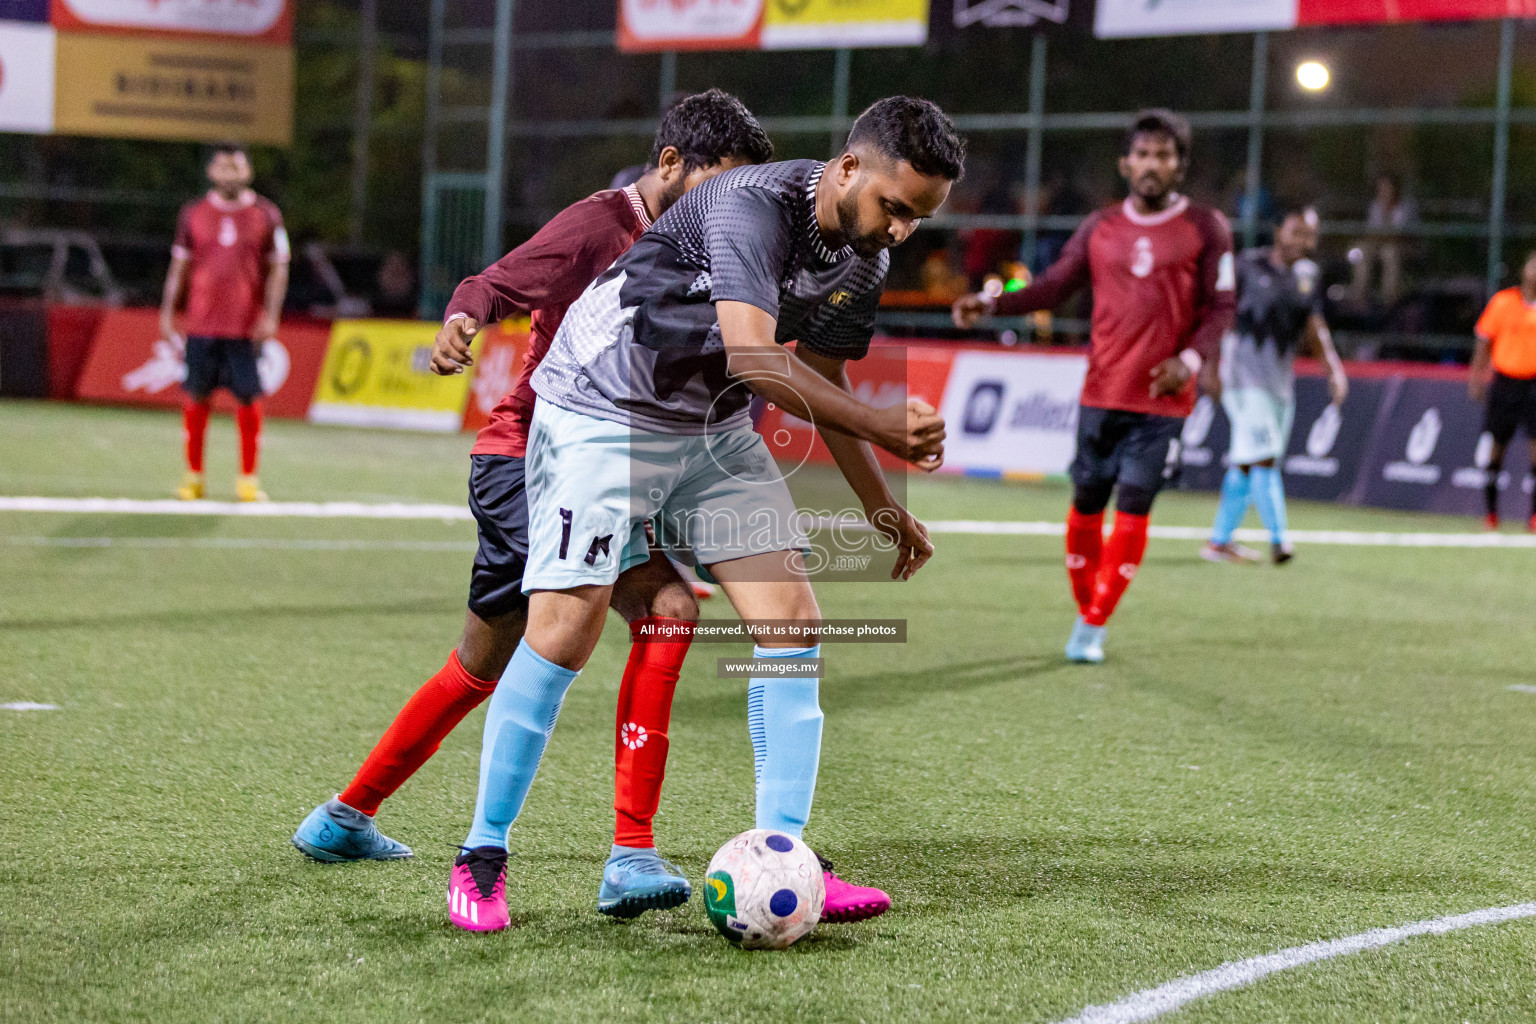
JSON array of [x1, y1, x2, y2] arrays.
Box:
[[704, 829, 825, 950]]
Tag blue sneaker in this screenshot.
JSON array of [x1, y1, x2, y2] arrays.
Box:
[[291, 797, 413, 862], [1065, 617, 1106, 664], [596, 845, 691, 918]]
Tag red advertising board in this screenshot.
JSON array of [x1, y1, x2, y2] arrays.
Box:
[[618, 0, 763, 53], [74, 307, 329, 418], [1298, 0, 1536, 24], [49, 0, 292, 44], [460, 322, 532, 434]]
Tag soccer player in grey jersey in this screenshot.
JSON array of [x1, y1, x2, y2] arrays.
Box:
[[448, 98, 965, 932], [1205, 206, 1348, 564]]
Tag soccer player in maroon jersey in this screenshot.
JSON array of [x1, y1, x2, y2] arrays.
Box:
[[954, 109, 1236, 663], [159, 143, 290, 503], [293, 91, 781, 917]]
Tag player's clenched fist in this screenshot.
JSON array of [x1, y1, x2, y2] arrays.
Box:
[[887, 398, 945, 471], [951, 292, 993, 329], [431, 317, 478, 375]]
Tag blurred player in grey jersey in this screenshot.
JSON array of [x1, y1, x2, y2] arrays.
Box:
[[1204, 206, 1348, 564]]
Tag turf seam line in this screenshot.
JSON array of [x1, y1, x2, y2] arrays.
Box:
[[1048, 902, 1536, 1024]]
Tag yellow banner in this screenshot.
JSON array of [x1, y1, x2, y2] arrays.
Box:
[[761, 0, 928, 48], [52, 32, 292, 145], [309, 321, 472, 432]]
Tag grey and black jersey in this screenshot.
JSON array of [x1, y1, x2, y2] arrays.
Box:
[[532, 159, 888, 435], [1223, 247, 1324, 398]]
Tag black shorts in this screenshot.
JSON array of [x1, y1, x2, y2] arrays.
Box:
[[466, 454, 531, 620], [1484, 372, 1536, 445], [1070, 405, 1184, 494], [184, 336, 262, 404]]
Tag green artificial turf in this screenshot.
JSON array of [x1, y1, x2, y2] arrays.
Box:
[[3, 400, 1534, 1023]]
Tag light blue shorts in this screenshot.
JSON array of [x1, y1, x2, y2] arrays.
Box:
[[1222, 387, 1295, 466], [522, 399, 807, 593]]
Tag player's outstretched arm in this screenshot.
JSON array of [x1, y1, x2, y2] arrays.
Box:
[[797, 347, 935, 580], [717, 300, 944, 469], [951, 213, 1096, 328]]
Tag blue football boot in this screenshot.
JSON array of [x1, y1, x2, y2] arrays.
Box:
[[596, 845, 692, 918], [291, 797, 413, 862], [1065, 616, 1106, 664]]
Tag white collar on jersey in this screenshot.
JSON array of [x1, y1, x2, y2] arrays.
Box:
[[206, 189, 257, 212], [1121, 193, 1189, 227], [622, 184, 653, 230], [804, 162, 854, 264]]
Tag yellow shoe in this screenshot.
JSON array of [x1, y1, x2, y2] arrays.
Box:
[[236, 474, 269, 503], [176, 472, 205, 501]]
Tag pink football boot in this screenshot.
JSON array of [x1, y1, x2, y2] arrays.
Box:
[[448, 846, 510, 932], [817, 853, 891, 923]]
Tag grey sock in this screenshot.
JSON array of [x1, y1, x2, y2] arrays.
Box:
[[610, 843, 656, 860]]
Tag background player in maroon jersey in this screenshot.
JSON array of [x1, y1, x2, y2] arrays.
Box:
[[953, 109, 1235, 663], [159, 143, 290, 503], [293, 92, 777, 919]]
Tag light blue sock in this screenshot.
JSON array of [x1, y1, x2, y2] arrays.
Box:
[[1249, 465, 1289, 546], [464, 640, 578, 850], [750, 645, 823, 839], [1210, 466, 1251, 545]]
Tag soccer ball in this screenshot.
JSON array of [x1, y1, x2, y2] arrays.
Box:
[[703, 829, 825, 949]]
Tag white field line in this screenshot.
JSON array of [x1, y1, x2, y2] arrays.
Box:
[[1, 702, 59, 711], [1050, 902, 1536, 1024], [0, 536, 475, 552], [1, 498, 1533, 548], [0, 497, 471, 520], [1508, 684, 1536, 694]]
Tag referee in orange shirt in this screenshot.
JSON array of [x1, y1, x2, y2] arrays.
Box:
[[1470, 250, 1536, 531]]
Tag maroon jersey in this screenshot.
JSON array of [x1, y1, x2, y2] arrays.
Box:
[[172, 190, 289, 338], [447, 185, 652, 458], [996, 196, 1235, 418]]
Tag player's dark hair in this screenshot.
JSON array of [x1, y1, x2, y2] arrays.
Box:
[[1278, 202, 1319, 226], [647, 89, 773, 173], [1124, 109, 1191, 165], [205, 141, 248, 162], [845, 96, 966, 181]]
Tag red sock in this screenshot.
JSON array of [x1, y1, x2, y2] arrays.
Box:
[[1065, 508, 1104, 615], [338, 650, 497, 816], [236, 401, 262, 475], [614, 617, 694, 848], [183, 401, 210, 473], [1084, 511, 1150, 627]]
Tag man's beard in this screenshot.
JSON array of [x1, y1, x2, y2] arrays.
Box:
[[835, 188, 887, 259], [1133, 174, 1175, 206]]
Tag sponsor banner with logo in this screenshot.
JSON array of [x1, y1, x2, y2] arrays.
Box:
[[618, 0, 928, 52], [0, 21, 56, 134], [618, 0, 763, 52], [1174, 393, 1232, 491], [762, 0, 929, 49], [1095, 0, 1530, 37], [51, 31, 293, 145], [50, 0, 293, 44], [1355, 377, 1532, 518], [74, 307, 329, 418], [934, 349, 1087, 479], [1282, 375, 1386, 502], [460, 321, 532, 434], [310, 320, 473, 432], [940, 0, 1075, 36]]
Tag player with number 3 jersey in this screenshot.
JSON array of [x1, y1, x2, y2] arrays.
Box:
[[954, 109, 1236, 664]]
